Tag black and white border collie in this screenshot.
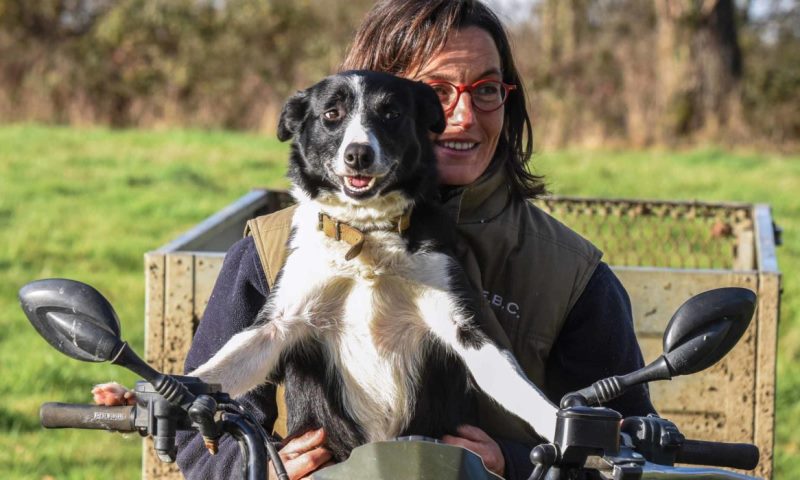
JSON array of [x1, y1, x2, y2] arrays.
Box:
[[190, 71, 557, 461]]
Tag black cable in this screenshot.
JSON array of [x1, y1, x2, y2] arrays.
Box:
[[528, 464, 547, 480], [221, 402, 289, 480]]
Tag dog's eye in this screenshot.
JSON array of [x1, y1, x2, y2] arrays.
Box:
[[383, 110, 400, 121], [323, 109, 341, 121]]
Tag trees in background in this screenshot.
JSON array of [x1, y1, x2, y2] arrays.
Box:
[[519, 0, 794, 147], [654, 0, 744, 142], [738, 0, 800, 144], [0, 0, 796, 148], [0, 0, 371, 130]]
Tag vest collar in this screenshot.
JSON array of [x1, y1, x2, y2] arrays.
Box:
[[318, 209, 412, 261], [443, 164, 511, 224]]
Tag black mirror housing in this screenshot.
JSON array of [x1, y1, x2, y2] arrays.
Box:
[[662, 287, 756, 376], [19, 278, 123, 363]]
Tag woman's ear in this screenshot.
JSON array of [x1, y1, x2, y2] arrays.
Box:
[[415, 81, 446, 134], [277, 90, 310, 142]]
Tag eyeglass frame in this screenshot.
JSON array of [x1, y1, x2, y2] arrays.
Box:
[[425, 78, 518, 114]]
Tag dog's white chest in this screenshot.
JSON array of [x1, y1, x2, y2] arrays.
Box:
[[272, 201, 464, 441], [327, 278, 429, 441]]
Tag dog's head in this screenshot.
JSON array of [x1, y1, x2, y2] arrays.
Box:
[[277, 71, 445, 205]]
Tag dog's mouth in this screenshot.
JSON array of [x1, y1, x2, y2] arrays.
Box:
[[342, 175, 378, 196]]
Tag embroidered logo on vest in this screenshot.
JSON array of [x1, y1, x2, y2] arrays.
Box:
[[483, 290, 521, 319]]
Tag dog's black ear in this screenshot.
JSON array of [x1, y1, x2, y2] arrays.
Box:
[[415, 81, 446, 134], [277, 89, 310, 142]]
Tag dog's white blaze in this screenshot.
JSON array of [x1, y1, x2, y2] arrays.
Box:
[[335, 76, 382, 173]]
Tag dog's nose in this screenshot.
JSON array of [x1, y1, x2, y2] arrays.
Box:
[[343, 143, 374, 170]]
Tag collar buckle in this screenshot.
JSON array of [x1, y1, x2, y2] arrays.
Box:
[[317, 208, 412, 261]]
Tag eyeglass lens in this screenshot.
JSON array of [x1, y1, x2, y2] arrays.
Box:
[[430, 81, 508, 112]]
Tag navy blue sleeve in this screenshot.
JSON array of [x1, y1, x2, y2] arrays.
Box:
[[499, 262, 656, 480], [496, 438, 536, 480], [175, 236, 278, 479], [545, 262, 656, 417]]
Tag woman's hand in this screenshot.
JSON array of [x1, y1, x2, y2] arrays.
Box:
[[269, 428, 334, 480], [442, 424, 505, 477], [92, 382, 135, 406]]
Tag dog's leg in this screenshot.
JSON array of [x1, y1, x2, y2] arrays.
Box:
[[416, 287, 558, 441], [190, 250, 337, 397], [188, 316, 307, 398]]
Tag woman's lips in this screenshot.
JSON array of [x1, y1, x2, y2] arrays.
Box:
[[436, 140, 479, 152]]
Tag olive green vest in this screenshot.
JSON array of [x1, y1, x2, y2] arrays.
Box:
[[244, 168, 601, 444]]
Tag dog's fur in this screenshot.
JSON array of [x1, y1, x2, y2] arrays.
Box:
[[190, 71, 557, 460]]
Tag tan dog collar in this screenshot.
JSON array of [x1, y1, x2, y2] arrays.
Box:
[[318, 209, 412, 261]]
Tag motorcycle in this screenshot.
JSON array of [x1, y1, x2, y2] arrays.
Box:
[[19, 278, 762, 480]]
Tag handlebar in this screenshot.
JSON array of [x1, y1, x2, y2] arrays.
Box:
[[40, 398, 285, 480], [40, 402, 137, 432], [677, 439, 760, 471], [619, 415, 760, 473]]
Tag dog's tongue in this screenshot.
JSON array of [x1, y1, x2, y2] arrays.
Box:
[[349, 176, 372, 188]]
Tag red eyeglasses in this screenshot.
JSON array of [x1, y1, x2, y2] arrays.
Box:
[[426, 79, 517, 114]]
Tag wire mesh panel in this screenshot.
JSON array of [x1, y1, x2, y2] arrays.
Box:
[[536, 197, 755, 270]]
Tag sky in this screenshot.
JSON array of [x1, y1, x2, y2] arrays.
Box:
[[483, 0, 536, 24], [483, 0, 795, 23]]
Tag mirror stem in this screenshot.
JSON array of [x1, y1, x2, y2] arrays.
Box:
[[111, 342, 197, 410], [567, 356, 673, 407]]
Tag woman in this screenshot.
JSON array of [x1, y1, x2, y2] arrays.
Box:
[[166, 1, 655, 479]]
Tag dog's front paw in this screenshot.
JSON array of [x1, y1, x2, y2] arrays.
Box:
[[91, 382, 135, 406]]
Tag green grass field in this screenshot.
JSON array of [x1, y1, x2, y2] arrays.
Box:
[[0, 124, 797, 479]]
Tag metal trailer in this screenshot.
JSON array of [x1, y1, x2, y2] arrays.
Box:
[[143, 190, 781, 479]]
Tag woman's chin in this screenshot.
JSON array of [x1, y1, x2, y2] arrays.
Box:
[[437, 165, 484, 186], [434, 145, 492, 186]]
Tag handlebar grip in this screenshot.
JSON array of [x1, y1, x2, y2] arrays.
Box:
[[676, 439, 759, 471], [40, 402, 136, 432]]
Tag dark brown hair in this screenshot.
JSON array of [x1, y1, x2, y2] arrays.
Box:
[[341, 0, 545, 199]]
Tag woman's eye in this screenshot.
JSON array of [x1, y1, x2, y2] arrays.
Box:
[[323, 109, 341, 121], [475, 83, 500, 97], [430, 85, 451, 101]]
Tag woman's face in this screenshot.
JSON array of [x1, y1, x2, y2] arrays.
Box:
[[415, 26, 504, 186]]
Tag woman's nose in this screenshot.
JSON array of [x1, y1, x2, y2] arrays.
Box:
[[449, 92, 475, 128]]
